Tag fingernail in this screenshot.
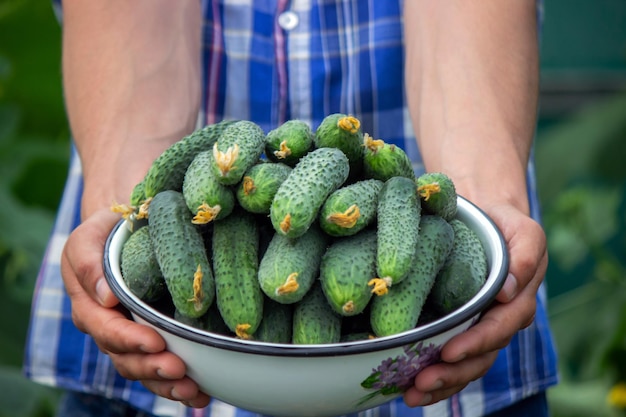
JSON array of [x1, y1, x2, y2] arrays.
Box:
[[95, 278, 111, 304], [140, 344, 160, 354], [428, 379, 444, 391], [171, 387, 186, 401], [418, 393, 432, 406], [501, 273, 518, 301], [157, 368, 177, 380]]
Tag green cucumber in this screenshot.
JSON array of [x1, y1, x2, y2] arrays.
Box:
[[319, 229, 378, 316], [148, 190, 215, 318], [254, 298, 293, 343], [370, 215, 454, 337], [265, 120, 314, 166], [182, 150, 235, 224], [143, 120, 234, 200], [258, 225, 328, 304], [270, 147, 349, 238], [362, 134, 415, 181], [371, 176, 421, 295], [319, 179, 383, 237], [429, 219, 488, 314], [415, 172, 457, 221], [236, 161, 292, 214], [129, 179, 147, 208], [211, 210, 264, 339], [314, 113, 364, 176], [210, 120, 266, 185], [292, 283, 342, 345], [120, 225, 166, 302]]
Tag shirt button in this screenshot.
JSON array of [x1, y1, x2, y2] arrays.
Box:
[[278, 11, 299, 30]]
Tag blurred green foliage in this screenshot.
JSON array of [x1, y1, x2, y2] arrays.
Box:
[[537, 94, 626, 417], [0, 1, 625, 417], [0, 0, 67, 416]]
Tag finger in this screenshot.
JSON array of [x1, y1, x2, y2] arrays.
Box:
[[141, 378, 211, 408], [108, 351, 187, 381], [404, 351, 497, 407], [404, 384, 468, 408], [63, 208, 121, 307]]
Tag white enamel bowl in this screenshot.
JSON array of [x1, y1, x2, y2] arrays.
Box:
[[103, 195, 508, 417]]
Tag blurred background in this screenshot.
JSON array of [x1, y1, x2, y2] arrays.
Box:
[[0, 1, 625, 416]]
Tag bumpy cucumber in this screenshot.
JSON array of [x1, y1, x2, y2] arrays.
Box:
[[211, 210, 264, 339], [319, 179, 384, 237], [142, 120, 234, 200], [314, 113, 364, 176], [129, 179, 146, 208], [270, 147, 349, 238], [371, 176, 421, 295], [120, 225, 166, 302], [265, 120, 314, 166], [182, 150, 235, 224], [236, 161, 292, 214], [292, 283, 342, 345], [148, 190, 214, 318], [370, 215, 454, 337], [415, 172, 457, 221], [258, 225, 328, 304], [429, 219, 488, 314], [254, 298, 293, 343], [362, 134, 415, 181], [319, 229, 378, 316], [210, 120, 266, 185]]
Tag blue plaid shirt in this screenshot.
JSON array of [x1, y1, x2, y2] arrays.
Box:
[[25, 1, 557, 416]]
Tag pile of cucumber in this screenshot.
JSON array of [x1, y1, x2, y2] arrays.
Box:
[[117, 115, 488, 344]]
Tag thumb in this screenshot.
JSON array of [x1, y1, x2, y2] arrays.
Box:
[[62, 208, 122, 308]]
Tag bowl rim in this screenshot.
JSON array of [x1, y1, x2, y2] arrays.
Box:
[[103, 195, 508, 357]]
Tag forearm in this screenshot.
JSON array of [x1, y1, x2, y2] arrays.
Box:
[[62, 0, 202, 218], [404, 0, 539, 214]]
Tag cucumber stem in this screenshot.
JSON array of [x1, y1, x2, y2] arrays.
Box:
[[342, 300, 355, 315], [276, 272, 299, 295], [212, 142, 240, 176], [235, 323, 253, 340], [273, 140, 292, 159], [135, 197, 152, 220], [110, 202, 136, 221], [363, 133, 385, 153], [327, 204, 360, 228], [368, 277, 392, 296], [186, 265, 205, 312], [242, 176, 256, 196], [279, 213, 292, 234], [337, 116, 361, 134], [192, 203, 222, 225], [417, 182, 441, 201]]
